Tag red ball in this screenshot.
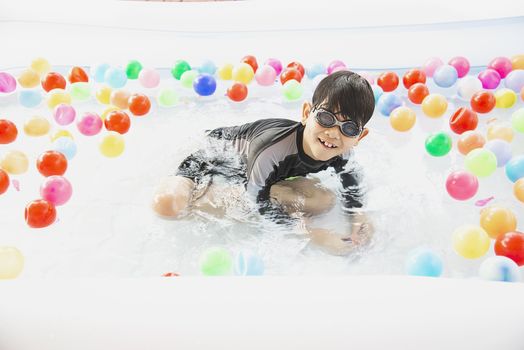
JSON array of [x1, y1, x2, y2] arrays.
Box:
[[286, 61, 305, 78], [280, 68, 303, 85], [227, 82, 248, 102], [449, 107, 478, 134], [0, 119, 18, 144], [241, 55, 258, 73], [37, 151, 67, 177], [41, 72, 66, 92], [402, 69, 426, 89], [495, 231, 524, 266], [407, 83, 429, 104], [470, 91, 496, 114], [104, 110, 131, 134], [128, 93, 151, 116], [25, 199, 57, 228], [0, 169, 9, 195], [68, 66, 89, 83], [377, 71, 399, 92]]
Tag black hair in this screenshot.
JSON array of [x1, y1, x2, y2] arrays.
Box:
[[312, 70, 375, 128]]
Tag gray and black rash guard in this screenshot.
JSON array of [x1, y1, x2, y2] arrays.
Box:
[[176, 118, 364, 214]]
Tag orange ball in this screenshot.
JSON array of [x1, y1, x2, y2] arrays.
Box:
[[36, 150, 67, 177], [286, 61, 305, 78], [128, 93, 151, 116], [280, 68, 302, 85], [457, 130, 485, 155], [241, 55, 258, 73], [0, 169, 9, 195], [104, 110, 131, 134], [110, 90, 131, 110], [521, 86, 524, 101], [227, 82, 248, 102], [514, 178, 524, 203], [470, 91, 495, 114], [25, 199, 56, 228], [480, 206, 517, 239], [0, 119, 18, 144], [487, 123, 514, 142], [407, 83, 429, 104], [68, 66, 89, 83], [402, 69, 426, 89], [41, 72, 66, 92], [377, 71, 399, 92]]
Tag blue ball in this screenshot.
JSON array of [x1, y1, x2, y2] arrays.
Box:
[[504, 69, 524, 93], [479, 256, 520, 282], [505, 155, 524, 182], [91, 63, 110, 83], [405, 247, 443, 277], [18, 90, 42, 108], [234, 251, 264, 276], [52, 137, 77, 160], [198, 60, 217, 75], [371, 84, 383, 105], [377, 93, 402, 116], [433, 65, 458, 88], [193, 74, 217, 96], [306, 63, 326, 79], [104, 67, 128, 88]]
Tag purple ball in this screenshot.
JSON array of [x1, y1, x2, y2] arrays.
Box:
[[478, 69, 501, 89], [327, 60, 346, 75], [488, 57, 513, 79], [0, 72, 17, 93], [505, 69, 524, 93], [264, 58, 283, 76], [53, 104, 76, 126], [485, 139, 512, 167], [448, 56, 470, 78]]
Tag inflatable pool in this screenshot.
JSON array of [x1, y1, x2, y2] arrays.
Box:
[[1, 1, 524, 349]]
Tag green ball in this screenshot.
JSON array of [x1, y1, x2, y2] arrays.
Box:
[[180, 70, 199, 89], [126, 60, 143, 79], [199, 247, 233, 276], [157, 88, 179, 107], [511, 108, 524, 133], [425, 132, 452, 157], [69, 82, 91, 101], [465, 148, 497, 177], [282, 80, 303, 101], [171, 60, 191, 80]]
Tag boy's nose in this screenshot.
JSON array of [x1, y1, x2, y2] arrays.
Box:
[[324, 128, 340, 140]]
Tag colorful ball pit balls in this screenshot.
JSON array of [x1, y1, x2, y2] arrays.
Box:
[[0, 72, 17, 93], [448, 56, 470, 78], [156, 88, 178, 107], [0, 169, 9, 195], [227, 82, 248, 102], [217, 63, 234, 80], [465, 148, 498, 178], [198, 59, 217, 75], [433, 65, 458, 88], [287, 61, 305, 78], [377, 93, 402, 116], [452, 225, 490, 259], [96, 86, 112, 105], [511, 55, 524, 70], [77, 112, 103, 136], [40, 175, 72, 206], [423, 57, 444, 78], [280, 68, 302, 85], [488, 57, 513, 79], [371, 84, 384, 105], [479, 256, 520, 282], [125, 60, 143, 79], [0, 246, 24, 279], [480, 206, 517, 239], [282, 80, 303, 101], [69, 82, 91, 102], [37, 150, 67, 177], [67, 66, 89, 83], [0, 150, 28, 175], [513, 178, 524, 203], [0, 119, 18, 144], [101, 106, 120, 121], [138, 68, 160, 88], [105, 110, 131, 134], [494, 231, 524, 266], [421, 94, 447, 118], [255, 65, 277, 86], [52, 137, 77, 161], [241, 55, 259, 73], [128, 93, 151, 116], [425, 132, 452, 157], [193, 74, 217, 97], [91, 63, 110, 83], [199, 247, 233, 276], [445, 170, 478, 201], [449, 107, 478, 135], [405, 247, 443, 277], [232, 63, 255, 84], [495, 88, 517, 108], [512, 108, 524, 133], [504, 69, 524, 93], [50, 129, 73, 142], [19, 90, 43, 108], [104, 67, 128, 89], [30, 57, 51, 76], [484, 139, 512, 167], [180, 70, 199, 89], [99, 131, 125, 158], [457, 76, 483, 101], [41, 72, 66, 92], [53, 104, 76, 126], [402, 69, 426, 89], [24, 116, 50, 137], [327, 60, 346, 75], [457, 131, 485, 156], [306, 63, 326, 79], [17, 69, 40, 88], [407, 83, 429, 104], [487, 123, 513, 143], [478, 69, 501, 89], [377, 71, 399, 92], [505, 155, 524, 182], [171, 60, 191, 80], [46, 89, 71, 110], [389, 106, 416, 132], [234, 251, 265, 276], [25, 199, 57, 228], [470, 91, 496, 114], [265, 58, 283, 76]]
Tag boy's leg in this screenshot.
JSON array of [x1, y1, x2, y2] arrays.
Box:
[[152, 176, 195, 219]]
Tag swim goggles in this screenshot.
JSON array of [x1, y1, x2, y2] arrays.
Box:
[[312, 108, 362, 138]]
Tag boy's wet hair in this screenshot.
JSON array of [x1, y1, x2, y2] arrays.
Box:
[[312, 70, 375, 128]]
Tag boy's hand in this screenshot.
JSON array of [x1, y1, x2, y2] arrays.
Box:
[[307, 227, 357, 256], [344, 212, 374, 246]]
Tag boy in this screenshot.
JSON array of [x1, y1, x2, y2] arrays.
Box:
[[152, 70, 375, 255]]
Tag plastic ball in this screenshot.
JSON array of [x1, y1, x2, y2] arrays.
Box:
[[234, 251, 265, 276], [109, 89, 131, 109], [407, 83, 429, 104], [478, 69, 501, 89], [217, 63, 234, 80], [433, 65, 458, 88], [505, 155, 524, 182], [37, 150, 67, 177], [24, 116, 50, 137], [402, 69, 426, 89], [282, 80, 303, 101], [521, 87, 524, 101], [125, 60, 142, 79], [452, 225, 490, 259], [30, 57, 51, 76], [17, 69, 40, 88], [327, 60, 346, 75], [77, 112, 103, 136], [193, 74, 217, 96], [232, 63, 255, 84], [52, 137, 77, 160], [95, 86, 112, 105], [287, 61, 305, 78], [457, 76, 483, 101], [425, 132, 452, 157], [227, 82, 248, 102], [25, 199, 56, 228], [0, 119, 18, 144], [99, 131, 125, 158], [0, 247, 24, 279], [377, 71, 399, 92], [40, 175, 72, 206], [198, 59, 217, 75], [488, 57, 513, 79], [470, 91, 495, 114], [371, 84, 383, 104], [18, 89, 42, 108], [50, 130, 73, 142], [128, 93, 151, 116], [487, 123, 513, 143], [0, 72, 17, 94], [171, 60, 191, 80], [104, 67, 127, 89], [46, 89, 71, 109], [156, 88, 178, 107], [480, 206, 517, 239], [485, 139, 512, 167], [504, 69, 524, 93], [0, 169, 9, 195], [479, 256, 520, 282], [512, 108, 524, 132], [457, 131, 485, 155], [279, 68, 302, 85], [449, 107, 478, 134], [241, 55, 259, 73], [67, 66, 88, 83], [377, 93, 402, 116], [91, 63, 110, 83], [513, 178, 524, 203], [445, 170, 478, 200], [389, 106, 416, 132], [448, 56, 470, 78], [306, 63, 326, 79], [512, 55, 524, 70], [423, 57, 443, 78], [41, 72, 66, 92], [421, 93, 447, 118], [405, 247, 443, 277], [69, 82, 91, 101], [265, 58, 283, 76], [494, 231, 524, 266], [465, 148, 497, 177], [138, 68, 160, 88], [199, 247, 233, 276], [180, 70, 199, 88], [0, 150, 28, 175], [101, 107, 120, 121], [494, 88, 517, 108], [255, 65, 277, 86], [104, 110, 130, 134]]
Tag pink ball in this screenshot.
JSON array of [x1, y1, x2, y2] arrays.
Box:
[[488, 57, 513, 79], [53, 104, 76, 125], [327, 60, 346, 75], [448, 56, 470, 78], [138, 68, 160, 88], [40, 176, 72, 206], [357, 71, 375, 85], [0, 72, 17, 93], [478, 69, 501, 89], [264, 58, 283, 76], [423, 57, 444, 78], [332, 66, 349, 73], [255, 65, 277, 86], [77, 112, 102, 136], [446, 170, 479, 201]]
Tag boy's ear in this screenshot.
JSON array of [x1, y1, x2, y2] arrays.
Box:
[[357, 128, 369, 142], [301, 101, 312, 125]]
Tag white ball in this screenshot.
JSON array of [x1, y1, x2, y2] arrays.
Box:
[[457, 76, 483, 101], [478, 256, 521, 282]]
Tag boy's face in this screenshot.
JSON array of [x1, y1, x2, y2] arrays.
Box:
[[301, 101, 369, 161]]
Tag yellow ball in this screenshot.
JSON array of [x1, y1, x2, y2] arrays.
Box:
[[487, 123, 514, 142], [452, 225, 490, 259], [217, 63, 234, 80], [513, 178, 524, 203], [511, 54, 524, 70], [24, 116, 50, 137], [495, 88, 517, 108], [17, 69, 40, 88], [99, 131, 125, 158], [30, 57, 51, 76], [421, 94, 448, 118], [0, 246, 25, 279], [46, 89, 71, 109], [50, 129, 74, 142], [0, 150, 29, 175], [480, 206, 517, 239], [232, 63, 255, 84], [96, 86, 112, 105], [390, 106, 416, 131], [101, 106, 120, 121]]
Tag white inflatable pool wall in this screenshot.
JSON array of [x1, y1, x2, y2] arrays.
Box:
[[1, 1, 524, 349]]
